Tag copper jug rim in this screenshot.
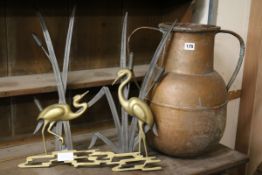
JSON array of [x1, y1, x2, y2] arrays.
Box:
[[159, 23, 220, 33]]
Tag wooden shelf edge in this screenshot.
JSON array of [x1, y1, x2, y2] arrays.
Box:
[[0, 126, 116, 162], [0, 65, 148, 98]]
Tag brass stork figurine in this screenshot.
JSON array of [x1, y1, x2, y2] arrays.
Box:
[[113, 69, 154, 156], [37, 91, 88, 154]]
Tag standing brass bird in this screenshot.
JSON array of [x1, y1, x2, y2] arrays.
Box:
[[37, 91, 89, 154], [113, 69, 154, 156]]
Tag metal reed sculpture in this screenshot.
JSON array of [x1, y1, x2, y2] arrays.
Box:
[[32, 7, 124, 153], [89, 12, 177, 153], [18, 11, 163, 172], [88, 12, 141, 153], [113, 69, 154, 156], [33, 9, 139, 154], [37, 91, 89, 154], [32, 7, 76, 151]]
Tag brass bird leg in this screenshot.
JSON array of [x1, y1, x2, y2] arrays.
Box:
[[138, 120, 148, 157], [47, 121, 64, 145], [138, 122, 142, 154], [41, 121, 48, 154]]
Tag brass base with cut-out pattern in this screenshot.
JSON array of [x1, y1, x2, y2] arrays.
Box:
[[18, 149, 161, 172]]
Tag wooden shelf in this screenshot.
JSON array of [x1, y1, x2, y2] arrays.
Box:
[[0, 65, 148, 98], [0, 128, 248, 175]]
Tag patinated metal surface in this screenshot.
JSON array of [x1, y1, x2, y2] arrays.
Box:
[[149, 23, 245, 157]]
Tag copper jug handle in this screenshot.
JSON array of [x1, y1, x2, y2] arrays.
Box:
[[216, 30, 246, 91], [127, 26, 164, 54]]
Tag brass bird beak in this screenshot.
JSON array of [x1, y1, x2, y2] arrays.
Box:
[[112, 76, 121, 85], [80, 91, 89, 98]]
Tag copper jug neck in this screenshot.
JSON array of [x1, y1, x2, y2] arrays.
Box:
[[160, 23, 220, 75]]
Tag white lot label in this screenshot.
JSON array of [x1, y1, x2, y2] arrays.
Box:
[[184, 43, 195, 50], [57, 152, 74, 161]]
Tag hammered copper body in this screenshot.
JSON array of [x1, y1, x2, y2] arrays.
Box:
[[149, 23, 245, 157]]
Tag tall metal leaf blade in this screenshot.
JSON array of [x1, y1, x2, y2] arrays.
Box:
[[139, 20, 177, 99], [87, 87, 122, 148], [61, 6, 76, 149], [32, 98, 44, 134], [128, 52, 140, 89], [88, 132, 119, 153], [87, 88, 105, 107], [34, 97, 43, 111], [144, 66, 165, 98], [55, 121, 63, 150], [61, 7, 77, 150], [122, 84, 130, 152], [104, 87, 121, 135], [120, 12, 128, 68], [63, 121, 73, 149], [37, 12, 72, 150], [62, 6, 76, 92], [128, 117, 137, 151], [133, 135, 139, 151], [120, 12, 131, 152], [87, 87, 121, 134], [33, 120, 44, 134], [36, 12, 65, 103]]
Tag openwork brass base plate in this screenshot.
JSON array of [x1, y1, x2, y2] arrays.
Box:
[[18, 149, 162, 172]]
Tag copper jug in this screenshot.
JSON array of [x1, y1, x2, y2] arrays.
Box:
[[148, 23, 245, 157]]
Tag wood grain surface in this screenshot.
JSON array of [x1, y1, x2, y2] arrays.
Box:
[[0, 65, 147, 97], [0, 128, 248, 175], [235, 0, 262, 174]]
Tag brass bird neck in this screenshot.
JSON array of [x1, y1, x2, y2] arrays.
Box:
[[118, 71, 132, 110], [68, 99, 88, 120]]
